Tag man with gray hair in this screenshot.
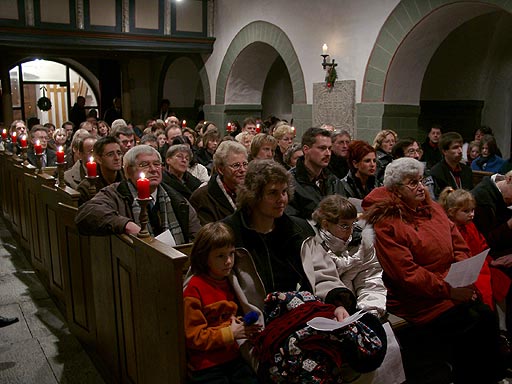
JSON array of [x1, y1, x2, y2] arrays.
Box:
[[75, 145, 200, 244], [189, 140, 248, 225], [328, 129, 351, 179]]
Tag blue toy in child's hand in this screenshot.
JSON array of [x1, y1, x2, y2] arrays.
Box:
[[242, 311, 259, 325]]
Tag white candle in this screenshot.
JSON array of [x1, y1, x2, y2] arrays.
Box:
[[322, 44, 328, 55]]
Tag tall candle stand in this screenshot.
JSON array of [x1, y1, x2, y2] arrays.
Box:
[[20, 146, 28, 165], [35, 153, 43, 173], [56, 162, 67, 188], [85, 175, 99, 196], [136, 197, 152, 238]]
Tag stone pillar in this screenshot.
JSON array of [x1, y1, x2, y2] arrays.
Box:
[[291, 104, 312, 139], [356, 103, 421, 142], [313, 81, 355, 136]]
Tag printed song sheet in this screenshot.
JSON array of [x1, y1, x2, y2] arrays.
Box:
[[444, 249, 489, 288]]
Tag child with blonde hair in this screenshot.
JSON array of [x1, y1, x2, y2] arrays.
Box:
[[183, 222, 259, 383]]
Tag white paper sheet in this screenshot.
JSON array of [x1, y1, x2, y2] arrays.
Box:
[[444, 248, 489, 288], [307, 309, 366, 331], [155, 229, 176, 247]]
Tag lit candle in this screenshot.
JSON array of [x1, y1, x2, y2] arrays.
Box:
[[322, 43, 328, 55], [1, 129, 6, 140], [291, 126, 296, 134], [56, 146, 65, 163], [11, 131, 17, 143], [227, 122, 232, 132], [182, 120, 187, 128], [20, 135, 27, 148], [255, 123, 261, 134], [86, 156, 97, 177], [137, 172, 150, 199], [34, 139, 43, 155]]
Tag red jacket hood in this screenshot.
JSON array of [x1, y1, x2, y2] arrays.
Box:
[[362, 186, 433, 226]]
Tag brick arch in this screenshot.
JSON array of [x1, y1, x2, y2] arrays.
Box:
[[215, 20, 306, 105], [362, 0, 512, 104]]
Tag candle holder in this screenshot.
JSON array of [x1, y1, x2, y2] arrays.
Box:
[[85, 175, 99, 196], [20, 146, 28, 164], [35, 153, 43, 173], [136, 197, 152, 238], [56, 162, 67, 188]]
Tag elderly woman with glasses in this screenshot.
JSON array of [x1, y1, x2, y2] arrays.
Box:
[[162, 144, 201, 200], [362, 157, 505, 384]]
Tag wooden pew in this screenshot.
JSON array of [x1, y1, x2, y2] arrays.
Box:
[[90, 235, 188, 383], [1, 154, 192, 383], [472, 170, 492, 188]]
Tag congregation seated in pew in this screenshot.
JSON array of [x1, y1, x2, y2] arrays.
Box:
[[75, 145, 200, 244]]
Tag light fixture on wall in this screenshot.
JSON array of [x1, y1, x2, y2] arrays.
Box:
[[321, 44, 337, 88]]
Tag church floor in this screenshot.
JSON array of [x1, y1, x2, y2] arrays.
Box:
[[0, 216, 104, 384]]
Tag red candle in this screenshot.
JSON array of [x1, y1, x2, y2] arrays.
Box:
[[11, 132, 17, 143], [137, 172, 150, 199], [56, 146, 65, 163], [34, 140, 43, 155], [86, 156, 97, 177], [1, 129, 6, 140], [182, 120, 187, 128], [20, 135, 27, 148], [255, 124, 261, 134], [227, 122, 232, 132]]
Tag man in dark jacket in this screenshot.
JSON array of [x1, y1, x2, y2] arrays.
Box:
[[430, 132, 473, 199], [421, 124, 443, 170], [286, 127, 342, 219], [27, 125, 57, 167], [328, 129, 351, 179], [75, 145, 200, 244]]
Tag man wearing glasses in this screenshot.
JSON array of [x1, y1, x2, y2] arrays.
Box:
[[64, 134, 97, 189], [27, 125, 57, 167], [76, 145, 200, 244], [190, 141, 248, 225], [76, 136, 125, 205]]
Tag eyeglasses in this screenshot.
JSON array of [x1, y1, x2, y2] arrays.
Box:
[[400, 177, 426, 190], [406, 148, 423, 156], [136, 161, 162, 171], [334, 221, 357, 231], [103, 150, 123, 158], [174, 153, 190, 162], [227, 161, 249, 171]]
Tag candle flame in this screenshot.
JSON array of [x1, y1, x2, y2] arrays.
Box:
[[183, 120, 186, 124], [13, 132, 17, 137], [35, 139, 40, 145], [89, 156, 94, 163], [140, 172, 145, 179], [2, 129, 6, 134], [58, 146, 63, 152], [22, 135, 26, 140]]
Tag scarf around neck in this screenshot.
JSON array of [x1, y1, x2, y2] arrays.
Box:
[[127, 182, 185, 244]]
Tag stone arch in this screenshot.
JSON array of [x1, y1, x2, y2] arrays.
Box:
[[216, 20, 306, 105], [361, 0, 512, 104], [159, 54, 211, 106]]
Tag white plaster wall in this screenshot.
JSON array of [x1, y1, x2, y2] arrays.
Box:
[[207, 0, 400, 105]]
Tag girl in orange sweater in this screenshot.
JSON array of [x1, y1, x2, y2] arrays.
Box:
[[183, 222, 259, 383]]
